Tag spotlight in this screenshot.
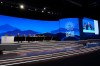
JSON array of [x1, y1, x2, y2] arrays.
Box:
[[35, 9, 37, 11], [1, 2, 3, 4], [20, 4, 25, 9], [48, 12, 50, 14], [42, 10, 44, 13], [51, 12, 54, 14], [44, 7, 46, 10]]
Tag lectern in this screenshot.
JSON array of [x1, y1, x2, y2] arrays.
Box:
[[1, 36, 14, 44]]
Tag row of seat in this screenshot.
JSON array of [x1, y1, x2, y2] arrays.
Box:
[[4, 41, 81, 54], [0, 46, 100, 66], [1, 41, 99, 65]]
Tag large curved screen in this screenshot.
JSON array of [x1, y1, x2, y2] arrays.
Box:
[[0, 15, 81, 40], [0, 15, 59, 37]]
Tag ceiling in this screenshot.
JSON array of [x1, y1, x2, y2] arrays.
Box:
[[0, 0, 100, 20]]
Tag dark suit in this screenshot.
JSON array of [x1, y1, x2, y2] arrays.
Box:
[[86, 25, 93, 30], [16, 34, 23, 43], [17, 34, 20, 37], [27, 34, 31, 43]]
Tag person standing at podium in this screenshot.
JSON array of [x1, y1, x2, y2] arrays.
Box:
[[17, 33, 20, 37], [22, 34, 26, 42], [27, 34, 31, 43], [16, 33, 21, 43], [22, 34, 26, 37]]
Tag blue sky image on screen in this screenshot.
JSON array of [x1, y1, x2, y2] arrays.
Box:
[[0, 15, 59, 37], [59, 18, 80, 36], [83, 18, 95, 33]]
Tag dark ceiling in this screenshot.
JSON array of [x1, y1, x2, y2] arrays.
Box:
[[0, 0, 100, 20]]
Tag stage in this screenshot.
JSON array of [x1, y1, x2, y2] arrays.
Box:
[[0, 41, 100, 66]]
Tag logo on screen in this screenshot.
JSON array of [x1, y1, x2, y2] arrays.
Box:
[[66, 22, 74, 30], [65, 22, 74, 37]]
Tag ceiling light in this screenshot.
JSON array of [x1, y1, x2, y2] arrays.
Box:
[[1, 2, 3, 4], [44, 7, 46, 10], [20, 4, 25, 9], [35, 9, 37, 11], [42, 10, 44, 13], [48, 12, 50, 14]]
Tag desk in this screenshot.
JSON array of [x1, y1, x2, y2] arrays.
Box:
[[14, 36, 59, 42], [1, 36, 59, 43]]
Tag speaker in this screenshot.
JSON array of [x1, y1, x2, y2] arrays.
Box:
[[0, 50, 3, 55]]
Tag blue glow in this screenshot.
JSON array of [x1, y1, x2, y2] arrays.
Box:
[[0, 15, 59, 33], [83, 18, 95, 33], [0, 15, 80, 40], [82, 17, 99, 37], [59, 18, 80, 36]]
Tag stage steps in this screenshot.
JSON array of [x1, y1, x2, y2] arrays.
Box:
[[2, 41, 83, 55], [3, 45, 83, 54], [0, 46, 100, 66], [17, 42, 82, 50]]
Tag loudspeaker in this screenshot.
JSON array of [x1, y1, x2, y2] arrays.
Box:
[[0, 50, 3, 55]]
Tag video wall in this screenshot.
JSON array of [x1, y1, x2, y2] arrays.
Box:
[[60, 18, 80, 36], [0, 15, 59, 37], [0, 15, 99, 40], [82, 17, 99, 36]]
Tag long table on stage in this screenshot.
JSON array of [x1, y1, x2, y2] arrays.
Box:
[[14, 36, 59, 42]]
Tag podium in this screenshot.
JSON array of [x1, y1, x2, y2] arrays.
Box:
[[1, 36, 14, 44]]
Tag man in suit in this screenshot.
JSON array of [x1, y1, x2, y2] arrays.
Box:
[[86, 22, 93, 30], [83, 23, 86, 30], [22, 34, 26, 42], [16, 33, 22, 43], [17, 33, 20, 37], [27, 34, 31, 43], [23, 34, 26, 37]]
